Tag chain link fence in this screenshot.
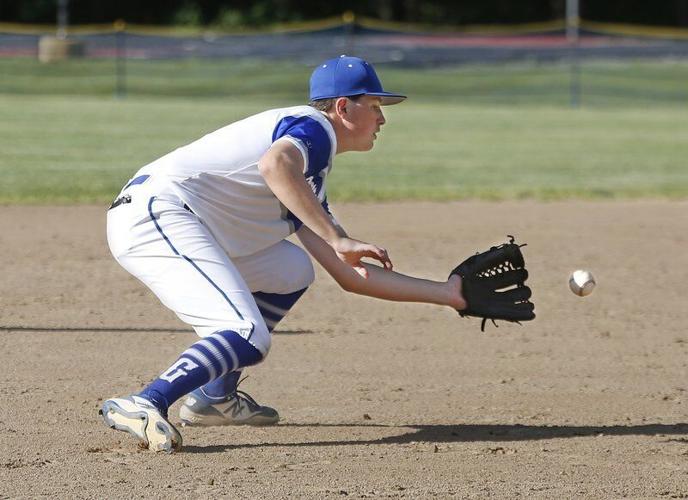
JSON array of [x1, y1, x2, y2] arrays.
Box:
[[1, 17, 687, 105]]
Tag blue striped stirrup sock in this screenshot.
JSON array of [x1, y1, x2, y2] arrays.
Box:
[[138, 329, 262, 414], [199, 288, 308, 401]]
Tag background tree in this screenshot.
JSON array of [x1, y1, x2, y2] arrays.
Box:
[[0, 0, 686, 27]]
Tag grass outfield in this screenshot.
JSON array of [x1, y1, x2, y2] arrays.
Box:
[[1, 93, 687, 203], [2, 57, 688, 105]]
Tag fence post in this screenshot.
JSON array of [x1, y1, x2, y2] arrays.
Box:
[[343, 11, 355, 56], [567, 0, 581, 107], [114, 19, 127, 98]]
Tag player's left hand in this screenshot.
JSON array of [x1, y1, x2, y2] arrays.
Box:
[[449, 236, 535, 331], [332, 237, 393, 278]]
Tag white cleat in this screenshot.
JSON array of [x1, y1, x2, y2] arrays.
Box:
[[179, 390, 279, 427], [100, 395, 182, 453]]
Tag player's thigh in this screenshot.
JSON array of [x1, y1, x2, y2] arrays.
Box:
[[233, 239, 315, 294], [112, 197, 270, 354]]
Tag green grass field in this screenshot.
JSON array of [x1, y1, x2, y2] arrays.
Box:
[[1, 93, 686, 204], [1, 57, 687, 203]]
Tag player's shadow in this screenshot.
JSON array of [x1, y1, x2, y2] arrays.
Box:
[[0, 326, 314, 335], [182, 422, 688, 454], [0, 326, 192, 333]]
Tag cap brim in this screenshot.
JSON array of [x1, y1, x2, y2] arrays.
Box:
[[367, 92, 407, 106]]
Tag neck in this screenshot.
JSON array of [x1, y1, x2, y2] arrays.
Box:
[[322, 111, 351, 154]]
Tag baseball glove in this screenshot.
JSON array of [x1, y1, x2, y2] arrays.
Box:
[[450, 236, 535, 331]]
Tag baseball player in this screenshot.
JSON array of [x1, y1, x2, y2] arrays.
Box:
[[100, 55, 471, 453]]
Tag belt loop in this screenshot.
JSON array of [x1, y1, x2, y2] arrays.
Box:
[[108, 194, 132, 210]]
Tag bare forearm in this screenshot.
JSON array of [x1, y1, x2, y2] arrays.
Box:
[[349, 263, 458, 307], [298, 225, 464, 309]]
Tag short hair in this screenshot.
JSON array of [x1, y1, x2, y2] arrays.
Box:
[[308, 94, 363, 112], [308, 98, 336, 111]]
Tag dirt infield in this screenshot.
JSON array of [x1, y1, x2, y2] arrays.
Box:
[[1, 201, 687, 498]]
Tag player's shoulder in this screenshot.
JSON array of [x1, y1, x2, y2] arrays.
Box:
[[270, 105, 331, 129], [270, 106, 335, 173], [271, 106, 334, 146]]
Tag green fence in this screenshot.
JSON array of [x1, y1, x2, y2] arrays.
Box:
[[1, 18, 687, 106]]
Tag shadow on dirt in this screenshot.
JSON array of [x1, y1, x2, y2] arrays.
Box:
[[0, 326, 313, 335], [182, 422, 688, 453]]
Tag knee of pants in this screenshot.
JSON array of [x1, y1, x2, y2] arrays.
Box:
[[274, 245, 315, 293], [198, 319, 272, 361], [235, 240, 316, 294], [248, 320, 272, 360]]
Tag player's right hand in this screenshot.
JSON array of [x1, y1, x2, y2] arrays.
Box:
[[332, 237, 393, 278]]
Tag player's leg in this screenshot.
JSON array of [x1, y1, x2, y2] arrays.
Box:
[[180, 240, 314, 426], [101, 194, 271, 451]]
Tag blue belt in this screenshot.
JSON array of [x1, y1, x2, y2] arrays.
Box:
[[109, 192, 194, 215], [108, 194, 194, 214]]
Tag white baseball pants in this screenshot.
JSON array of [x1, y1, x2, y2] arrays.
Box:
[[106, 183, 314, 357]]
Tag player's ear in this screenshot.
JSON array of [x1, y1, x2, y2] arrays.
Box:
[[335, 97, 348, 117]]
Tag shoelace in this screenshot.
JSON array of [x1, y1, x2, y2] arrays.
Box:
[[225, 375, 263, 411], [228, 390, 262, 411]]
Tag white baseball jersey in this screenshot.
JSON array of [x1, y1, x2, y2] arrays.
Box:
[[126, 105, 336, 257]]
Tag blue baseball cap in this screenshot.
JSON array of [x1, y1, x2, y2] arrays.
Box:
[[309, 55, 406, 105]]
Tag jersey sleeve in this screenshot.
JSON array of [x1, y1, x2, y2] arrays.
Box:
[[272, 115, 332, 177]]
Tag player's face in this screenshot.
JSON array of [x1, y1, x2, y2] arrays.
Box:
[[345, 95, 386, 151]]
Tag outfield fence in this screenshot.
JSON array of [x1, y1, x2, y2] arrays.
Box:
[[1, 16, 687, 106]]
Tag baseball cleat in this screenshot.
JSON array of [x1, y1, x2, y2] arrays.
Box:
[[179, 390, 279, 427], [100, 395, 182, 453]]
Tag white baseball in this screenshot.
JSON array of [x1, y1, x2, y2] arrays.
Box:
[[569, 270, 596, 296]]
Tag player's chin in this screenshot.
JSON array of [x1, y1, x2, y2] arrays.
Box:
[[360, 138, 376, 151]]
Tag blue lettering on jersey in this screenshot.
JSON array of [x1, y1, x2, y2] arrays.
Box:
[[284, 196, 331, 232], [273, 115, 333, 232]]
